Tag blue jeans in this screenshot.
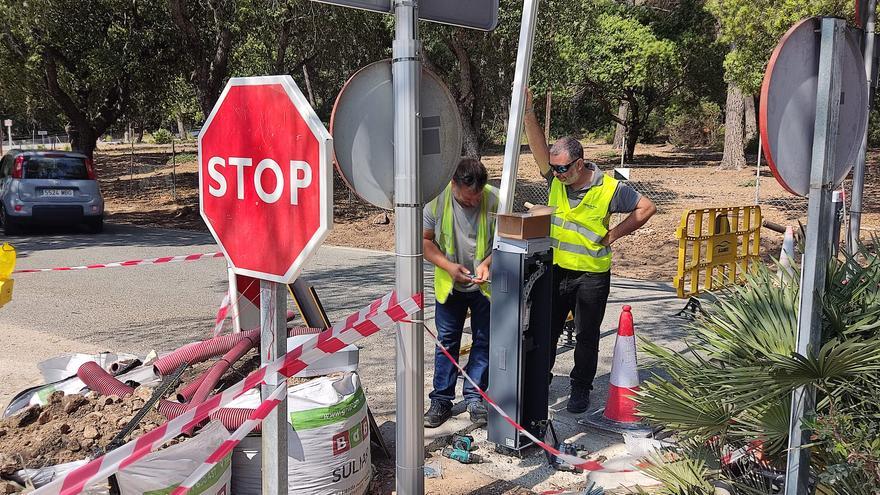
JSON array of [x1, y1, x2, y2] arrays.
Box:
[[429, 289, 491, 406]]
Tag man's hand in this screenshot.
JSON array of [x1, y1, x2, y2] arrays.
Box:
[[601, 230, 619, 247], [446, 263, 474, 284], [473, 258, 491, 284]]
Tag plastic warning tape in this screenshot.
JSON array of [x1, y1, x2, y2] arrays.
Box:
[[13, 252, 225, 274], [420, 321, 638, 473], [171, 379, 288, 495], [33, 291, 423, 495], [213, 292, 231, 337]]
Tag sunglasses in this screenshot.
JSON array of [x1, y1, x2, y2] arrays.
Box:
[[549, 157, 580, 174]]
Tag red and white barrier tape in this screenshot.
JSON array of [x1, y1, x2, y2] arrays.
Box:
[[213, 292, 231, 337], [13, 252, 224, 274], [418, 321, 640, 473], [171, 378, 288, 495], [34, 291, 423, 495]]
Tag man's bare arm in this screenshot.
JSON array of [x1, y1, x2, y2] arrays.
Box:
[[603, 196, 657, 246], [523, 90, 551, 177]]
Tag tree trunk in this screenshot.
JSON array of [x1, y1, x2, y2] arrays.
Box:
[[624, 121, 639, 163], [612, 102, 629, 149], [719, 83, 747, 170], [68, 124, 98, 159], [744, 93, 757, 144], [176, 112, 187, 140], [461, 126, 480, 158], [445, 33, 482, 158]]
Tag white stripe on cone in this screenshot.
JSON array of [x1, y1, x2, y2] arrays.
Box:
[[603, 305, 641, 424]]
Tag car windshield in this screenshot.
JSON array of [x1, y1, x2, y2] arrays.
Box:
[[23, 156, 88, 180]]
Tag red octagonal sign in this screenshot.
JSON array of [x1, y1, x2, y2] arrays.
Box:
[[199, 76, 333, 283]]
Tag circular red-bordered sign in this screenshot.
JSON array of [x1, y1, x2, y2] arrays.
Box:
[[759, 17, 868, 197]]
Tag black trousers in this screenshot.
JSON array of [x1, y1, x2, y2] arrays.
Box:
[[549, 265, 612, 391]]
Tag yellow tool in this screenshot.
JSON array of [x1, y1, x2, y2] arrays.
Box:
[[0, 243, 16, 308]]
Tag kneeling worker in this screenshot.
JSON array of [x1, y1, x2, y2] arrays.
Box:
[[423, 158, 499, 428]]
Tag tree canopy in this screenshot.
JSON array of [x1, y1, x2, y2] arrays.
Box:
[[0, 0, 869, 162]]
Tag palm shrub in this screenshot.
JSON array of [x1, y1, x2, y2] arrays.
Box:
[[634, 241, 880, 493]]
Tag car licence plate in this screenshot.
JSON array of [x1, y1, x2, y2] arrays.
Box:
[[40, 189, 75, 197]]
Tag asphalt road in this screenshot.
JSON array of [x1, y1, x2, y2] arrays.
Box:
[[0, 222, 689, 491]]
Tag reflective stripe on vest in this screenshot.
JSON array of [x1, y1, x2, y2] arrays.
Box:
[[432, 184, 498, 304], [548, 174, 618, 272]]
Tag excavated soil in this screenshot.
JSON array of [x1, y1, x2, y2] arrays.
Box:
[[0, 389, 170, 476]]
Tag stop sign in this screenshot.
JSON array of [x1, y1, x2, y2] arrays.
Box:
[[199, 76, 333, 283]]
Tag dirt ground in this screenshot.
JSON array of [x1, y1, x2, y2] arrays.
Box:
[[95, 141, 880, 284]]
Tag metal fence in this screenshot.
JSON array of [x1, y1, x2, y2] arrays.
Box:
[[1, 134, 71, 151]]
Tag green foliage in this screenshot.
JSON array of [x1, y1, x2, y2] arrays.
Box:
[[665, 100, 722, 148], [168, 153, 197, 165], [0, 0, 179, 155], [637, 243, 880, 491], [151, 129, 173, 145], [707, 0, 850, 92]]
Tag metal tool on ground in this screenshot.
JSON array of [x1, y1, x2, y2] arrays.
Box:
[[101, 363, 189, 456], [579, 305, 655, 436], [451, 434, 475, 452], [441, 446, 483, 464], [549, 443, 582, 473]]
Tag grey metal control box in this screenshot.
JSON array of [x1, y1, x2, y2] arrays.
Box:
[[487, 237, 553, 451]]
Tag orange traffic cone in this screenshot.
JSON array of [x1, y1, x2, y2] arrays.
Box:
[[578, 305, 654, 436]]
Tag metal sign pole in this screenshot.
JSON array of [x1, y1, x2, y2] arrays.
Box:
[[261, 280, 289, 495], [783, 17, 844, 494], [497, 0, 541, 216], [392, 0, 424, 493], [849, 0, 877, 252]]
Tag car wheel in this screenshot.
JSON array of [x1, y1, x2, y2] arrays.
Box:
[[86, 216, 104, 234], [1, 207, 20, 236]]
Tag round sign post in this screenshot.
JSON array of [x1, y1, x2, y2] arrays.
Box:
[[760, 18, 852, 494], [759, 17, 868, 197], [199, 75, 333, 495]]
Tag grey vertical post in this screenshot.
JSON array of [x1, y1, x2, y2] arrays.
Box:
[[497, 0, 541, 216], [392, 1, 424, 493], [784, 17, 844, 495], [171, 138, 177, 202], [849, 0, 877, 252], [261, 280, 288, 495]]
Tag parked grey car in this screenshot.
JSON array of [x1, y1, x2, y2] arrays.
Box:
[[0, 150, 104, 235]]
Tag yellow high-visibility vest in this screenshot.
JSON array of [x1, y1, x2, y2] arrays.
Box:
[[431, 184, 498, 304], [548, 175, 618, 272]]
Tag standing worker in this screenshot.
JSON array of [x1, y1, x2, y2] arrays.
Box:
[[423, 158, 499, 428], [522, 91, 657, 414]]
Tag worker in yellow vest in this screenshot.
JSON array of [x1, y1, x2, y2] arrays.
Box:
[[423, 158, 499, 428], [523, 91, 656, 414]]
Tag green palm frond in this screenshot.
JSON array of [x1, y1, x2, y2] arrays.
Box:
[[636, 378, 730, 437], [767, 339, 880, 388], [638, 451, 716, 494], [730, 397, 791, 457]]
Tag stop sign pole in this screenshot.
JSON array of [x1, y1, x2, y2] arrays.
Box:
[[199, 75, 333, 495], [392, 1, 425, 493]]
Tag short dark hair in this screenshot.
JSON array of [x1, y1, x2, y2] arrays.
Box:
[[452, 158, 488, 191], [549, 136, 584, 161]]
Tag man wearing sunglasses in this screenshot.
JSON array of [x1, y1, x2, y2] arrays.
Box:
[[522, 91, 657, 414], [423, 158, 499, 428]]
